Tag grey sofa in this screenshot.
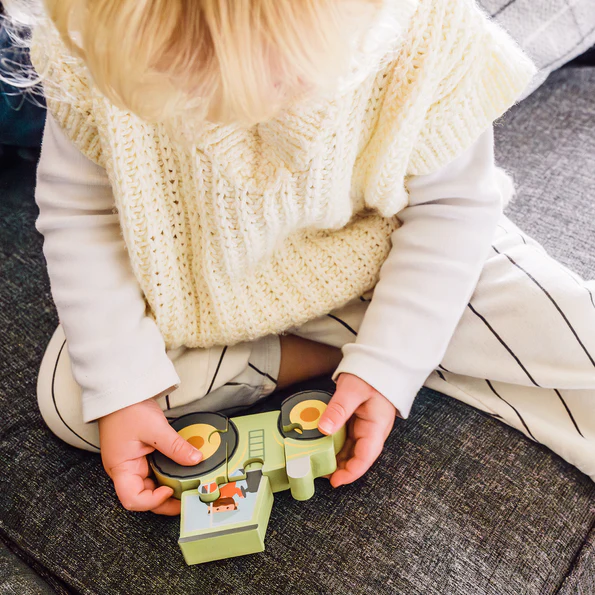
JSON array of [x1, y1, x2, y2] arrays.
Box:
[[1, 43, 595, 595]]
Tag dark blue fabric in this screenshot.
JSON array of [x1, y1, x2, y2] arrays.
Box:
[[0, 24, 45, 148]]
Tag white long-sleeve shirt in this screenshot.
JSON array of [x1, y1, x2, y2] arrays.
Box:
[[35, 113, 505, 422]]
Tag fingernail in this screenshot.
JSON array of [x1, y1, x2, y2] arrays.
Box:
[[189, 449, 202, 464], [318, 420, 333, 434]]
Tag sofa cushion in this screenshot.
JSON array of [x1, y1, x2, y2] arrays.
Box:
[[480, 0, 595, 98], [496, 66, 595, 277]]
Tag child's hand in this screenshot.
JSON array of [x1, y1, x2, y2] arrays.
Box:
[[317, 373, 397, 487], [98, 399, 203, 515]]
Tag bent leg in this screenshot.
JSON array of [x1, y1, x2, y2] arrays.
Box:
[[425, 215, 595, 480]]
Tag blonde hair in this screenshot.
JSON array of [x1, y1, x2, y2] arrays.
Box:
[[42, 0, 381, 125]]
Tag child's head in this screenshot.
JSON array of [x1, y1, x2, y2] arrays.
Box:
[[208, 497, 237, 514], [43, 0, 382, 125]]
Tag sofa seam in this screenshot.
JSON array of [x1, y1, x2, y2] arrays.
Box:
[[553, 516, 595, 594], [0, 526, 71, 594]]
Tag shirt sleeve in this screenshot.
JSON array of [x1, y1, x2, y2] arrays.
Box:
[[35, 113, 181, 422], [332, 125, 504, 418]]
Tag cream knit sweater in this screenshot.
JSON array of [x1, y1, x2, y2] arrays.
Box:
[[30, 0, 536, 350]]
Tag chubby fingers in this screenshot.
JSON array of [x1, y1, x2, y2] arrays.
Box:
[[144, 415, 203, 467], [318, 374, 373, 435], [144, 478, 181, 515], [151, 498, 181, 516], [330, 424, 386, 487], [329, 389, 397, 487], [110, 459, 177, 514]]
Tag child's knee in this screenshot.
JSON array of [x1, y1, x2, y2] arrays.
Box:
[[37, 325, 100, 452]]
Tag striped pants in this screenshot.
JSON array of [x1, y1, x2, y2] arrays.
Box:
[[37, 214, 595, 481]]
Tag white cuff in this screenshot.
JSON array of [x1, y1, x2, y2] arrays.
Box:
[[332, 344, 427, 419], [82, 358, 181, 422]]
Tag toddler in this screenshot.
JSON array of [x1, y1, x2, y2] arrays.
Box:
[[18, 0, 595, 516]]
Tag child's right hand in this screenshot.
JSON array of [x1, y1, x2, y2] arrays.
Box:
[[98, 399, 203, 515]]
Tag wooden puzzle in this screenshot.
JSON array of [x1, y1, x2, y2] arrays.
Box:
[[150, 390, 346, 565]]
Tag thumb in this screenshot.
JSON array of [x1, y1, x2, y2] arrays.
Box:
[[150, 418, 203, 466], [318, 375, 367, 435]]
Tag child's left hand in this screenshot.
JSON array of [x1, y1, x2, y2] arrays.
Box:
[[317, 373, 397, 487]]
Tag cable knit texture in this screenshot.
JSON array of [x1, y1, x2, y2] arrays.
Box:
[[30, 0, 536, 349]]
